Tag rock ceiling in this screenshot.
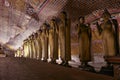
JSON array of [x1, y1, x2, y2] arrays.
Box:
[[0, 0, 120, 50]]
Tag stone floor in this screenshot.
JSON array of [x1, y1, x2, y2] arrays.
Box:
[[0, 57, 114, 80]]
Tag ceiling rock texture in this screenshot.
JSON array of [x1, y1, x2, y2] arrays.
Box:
[[0, 0, 67, 50], [0, 0, 120, 52]]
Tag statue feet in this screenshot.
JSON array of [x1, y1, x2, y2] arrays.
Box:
[[68, 60, 81, 68]]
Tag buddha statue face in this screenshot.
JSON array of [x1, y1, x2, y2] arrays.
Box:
[[50, 19, 55, 27], [79, 17, 85, 24], [102, 10, 111, 21], [59, 11, 67, 20], [42, 24, 47, 30], [102, 14, 110, 21]]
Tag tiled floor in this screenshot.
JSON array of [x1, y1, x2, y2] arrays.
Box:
[[0, 57, 114, 80]]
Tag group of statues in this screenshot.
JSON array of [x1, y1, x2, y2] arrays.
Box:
[[76, 9, 119, 67], [15, 11, 71, 66], [15, 9, 119, 68]]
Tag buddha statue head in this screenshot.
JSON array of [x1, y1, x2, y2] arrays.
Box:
[[79, 16, 85, 24], [42, 23, 47, 30], [50, 19, 56, 27], [102, 9, 111, 21], [59, 11, 67, 20]]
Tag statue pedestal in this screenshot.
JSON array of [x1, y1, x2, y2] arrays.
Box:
[[47, 58, 52, 63], [88, 53, 107, 72], [56, 58, 62, 64], [68, 55, 81, 68], [88, 62, 107, 72], [68, 60, 81, 68]]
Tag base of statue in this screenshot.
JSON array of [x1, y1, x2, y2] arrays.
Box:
[[56, 58, 62, 64], [47, 58, 52, 63], [68, 60, 81, 68], [88, 53, 107, 72], [68, 55, 81, 68], [88, 62, 107, 72]]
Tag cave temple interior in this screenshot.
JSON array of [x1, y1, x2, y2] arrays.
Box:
[[0, 0, 120, 80]]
